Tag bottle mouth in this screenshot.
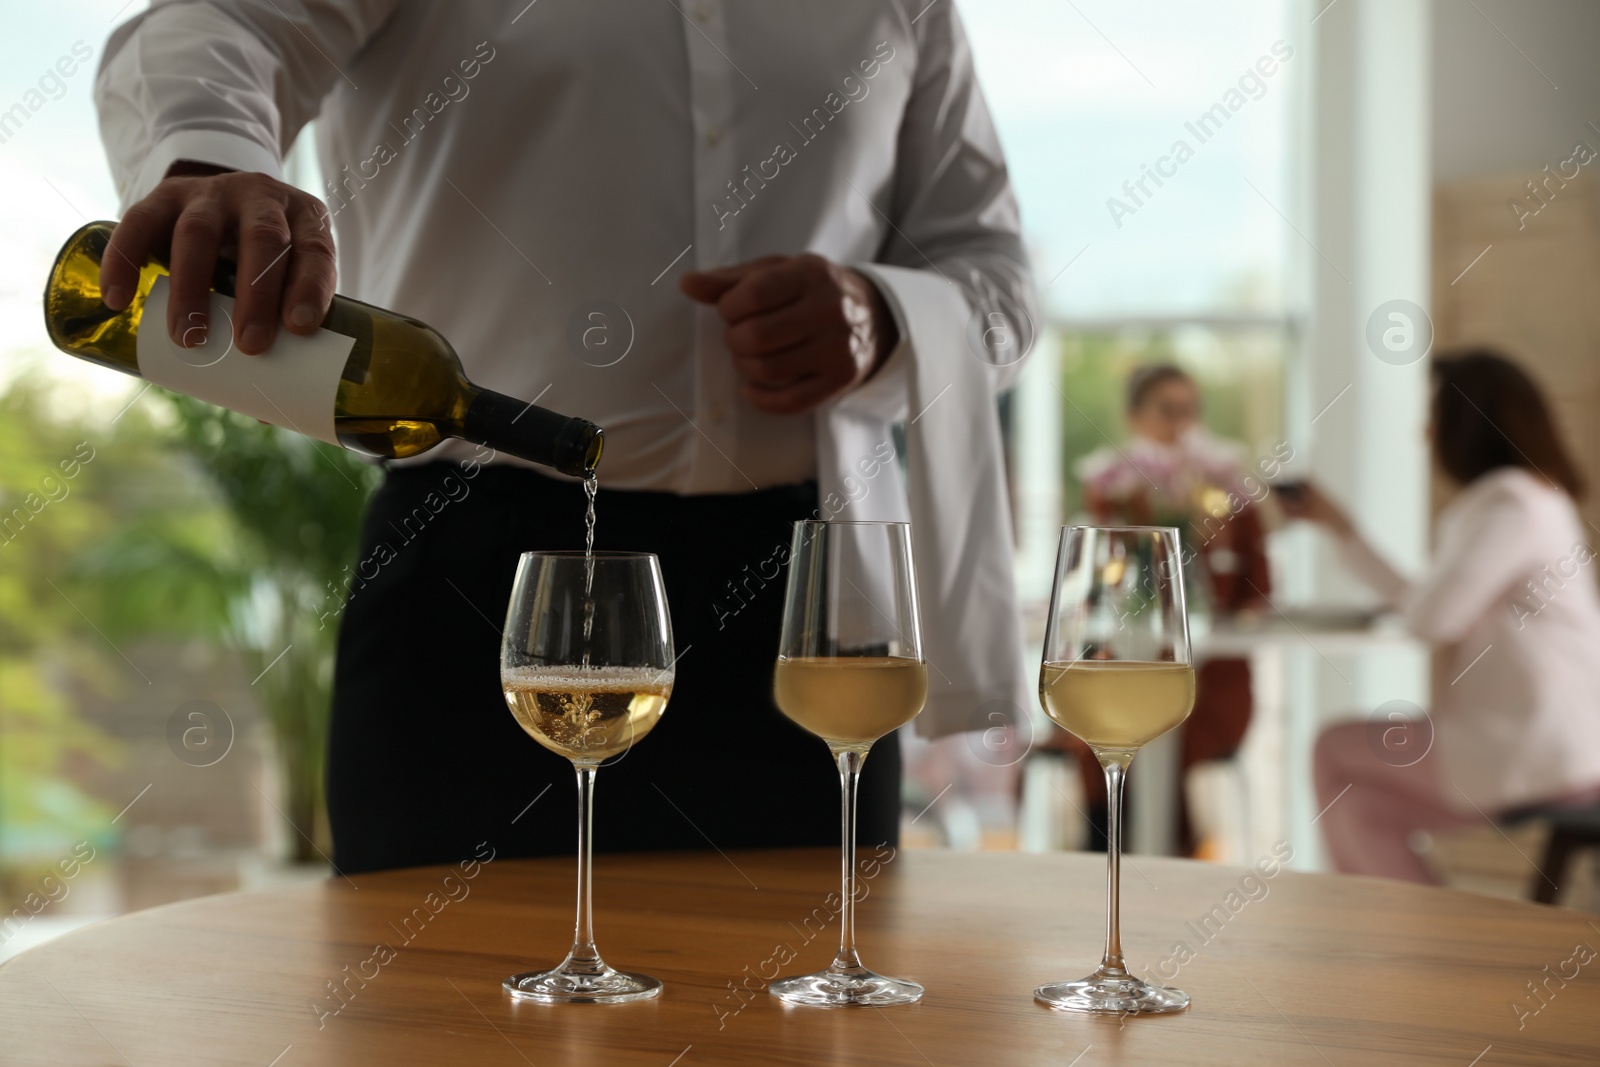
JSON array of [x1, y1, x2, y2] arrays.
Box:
[[582, 428, 604, 473], [553, 418, 604, 477]]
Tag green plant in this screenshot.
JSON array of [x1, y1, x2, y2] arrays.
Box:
[[157, 395, 380, 861], [0, 376, 147, 879], [70, 390, 379, 863]]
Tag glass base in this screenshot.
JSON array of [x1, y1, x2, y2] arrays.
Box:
[[1034, 970, 1189, 1015], [770, 966, 924, 1007], [504, 959, 662, 1004]]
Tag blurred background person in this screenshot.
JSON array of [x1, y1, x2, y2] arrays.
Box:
[[1284, 349, 1600, 883], [1053, 364, 1271, 856]]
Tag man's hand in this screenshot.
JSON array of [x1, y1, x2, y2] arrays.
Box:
[[680, 253, 899, 415], [101, 164, 336, 355]]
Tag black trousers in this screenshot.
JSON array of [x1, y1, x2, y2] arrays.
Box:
[[327, 463, 902, 874]]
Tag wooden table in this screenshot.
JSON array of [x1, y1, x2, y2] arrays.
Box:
[[3, 849, 1597, 1065]]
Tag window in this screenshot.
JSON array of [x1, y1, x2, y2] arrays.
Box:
[[901, 0, 1296, 851], [967, 0, 1295, 577]]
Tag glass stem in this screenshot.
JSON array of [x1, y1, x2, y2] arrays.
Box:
[[570, 763, 600, 968], [1100, 757, 1129, 977], [833, 748, 866, 974]]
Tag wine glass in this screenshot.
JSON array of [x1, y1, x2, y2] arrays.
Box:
[[500, 551, 675, 1003], [768, 520, 927, 1007], [1036, 526, 1195, 1015]]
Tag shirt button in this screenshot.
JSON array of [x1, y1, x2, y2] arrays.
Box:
[[704, 126, 723, 147]]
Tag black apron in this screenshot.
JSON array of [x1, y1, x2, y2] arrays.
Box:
[[327, 462, 901, 874]]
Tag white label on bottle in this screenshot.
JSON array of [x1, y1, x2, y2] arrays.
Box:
[[136, 277, 352, 445]]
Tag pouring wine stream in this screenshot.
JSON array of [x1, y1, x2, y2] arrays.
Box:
[[582, 472, 598, 666]]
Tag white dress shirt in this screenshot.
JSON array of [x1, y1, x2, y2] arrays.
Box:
[[1337, 468, 1600, 810], [96, 0, 1036, 735]]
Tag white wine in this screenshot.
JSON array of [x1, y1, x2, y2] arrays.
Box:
[[44, 221, 601, 476], [1039, 660, 1195, 752], [773, 656, 927, 748], [502, 666, 671, 763], [580, 471, 598, 659]]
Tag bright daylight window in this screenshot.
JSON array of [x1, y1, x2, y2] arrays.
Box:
[[964, 0, 1293, 522], [896, 0, 1296, 853]]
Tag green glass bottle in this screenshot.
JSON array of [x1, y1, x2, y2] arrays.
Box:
[[44, 221, 602, 477]]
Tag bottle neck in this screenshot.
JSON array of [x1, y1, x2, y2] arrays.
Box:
[[460, 388, 603, 477]]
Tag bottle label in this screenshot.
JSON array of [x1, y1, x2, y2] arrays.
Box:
[[136, 277, 352, 445]]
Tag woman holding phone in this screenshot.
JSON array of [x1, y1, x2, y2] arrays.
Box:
[[1282, 349, 1600, 882]]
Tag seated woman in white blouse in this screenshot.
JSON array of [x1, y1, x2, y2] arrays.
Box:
[[1282, 349, 1600, 883]]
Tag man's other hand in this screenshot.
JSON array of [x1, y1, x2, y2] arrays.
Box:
[[680, 253, 899, 415], [101, 163, 336, 355]]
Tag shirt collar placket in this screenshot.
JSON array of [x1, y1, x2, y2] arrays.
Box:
[[681, 0, 745, 494]]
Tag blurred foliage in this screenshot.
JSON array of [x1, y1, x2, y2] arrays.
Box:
[[84, 393, 380, 862], [1056, 325, 1286, 517], [0, 374, 204, 873], [165, 394, 380, 861], [0, 371, 377, 874]]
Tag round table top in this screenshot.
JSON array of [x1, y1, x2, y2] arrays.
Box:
[[3, 848, 1597, 1065]]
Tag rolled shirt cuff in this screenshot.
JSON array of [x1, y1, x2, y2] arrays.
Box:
[[122, 129, 283, 209]]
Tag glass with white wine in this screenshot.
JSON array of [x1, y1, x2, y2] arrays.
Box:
[[500, 551, 674, 1003], [769, 520, 927, 1006], [1036, 526, 1195, 1015]]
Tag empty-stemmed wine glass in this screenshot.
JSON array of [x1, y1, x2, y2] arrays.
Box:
[[500, 550, 675, 1003]]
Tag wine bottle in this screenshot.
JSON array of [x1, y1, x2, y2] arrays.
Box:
[[43, 221, 602, 477]]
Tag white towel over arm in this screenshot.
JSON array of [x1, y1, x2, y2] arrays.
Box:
[[821, 6, 1036, 739]]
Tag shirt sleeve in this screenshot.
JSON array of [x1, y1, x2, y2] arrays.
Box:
[[95, 0, 402, 208], [1335, 481, 1544, 643], [849, 0, 1037, 409]]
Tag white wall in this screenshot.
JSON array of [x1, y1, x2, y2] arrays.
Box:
[[1433, 0, 1600, 182], [1282, 0, 1434, 869]]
